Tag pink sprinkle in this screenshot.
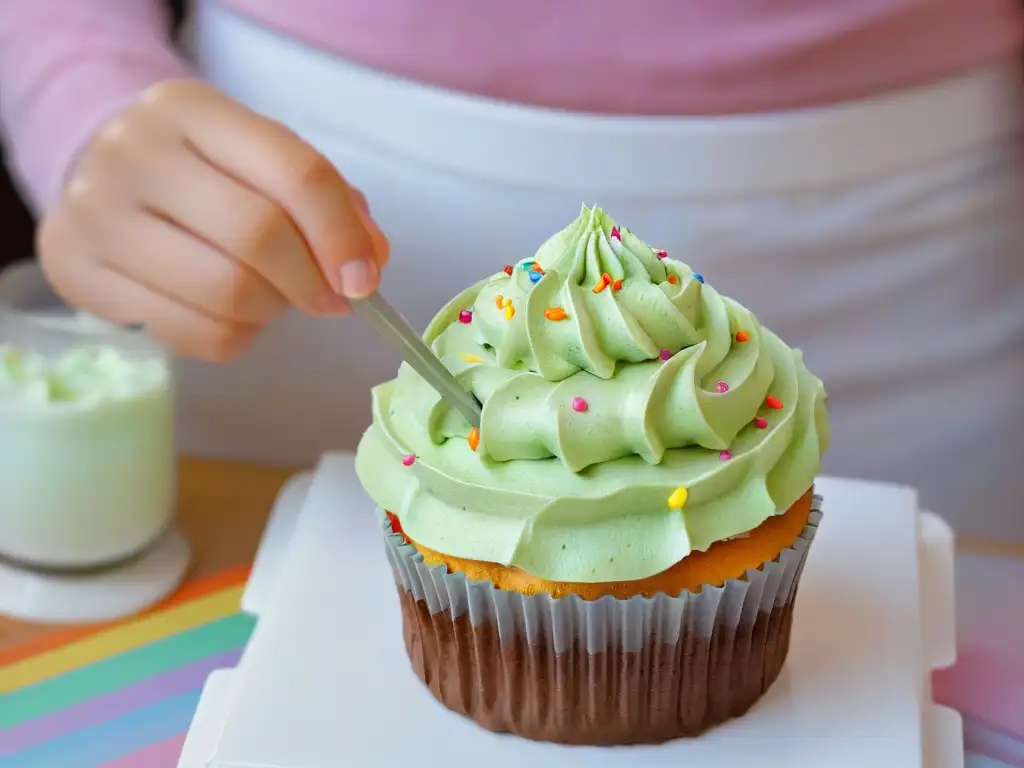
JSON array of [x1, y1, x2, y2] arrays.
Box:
[[660, 348, 672, 361], [754, 417, 768, 430], [458, 310, 472, 324], [572, 397, 589, 413], [655, 249, 668, 259], [715, 380, 729, 393], [720, 450, 732, 461], [401, 454, 416, 466], [611, 226, 621, 241]]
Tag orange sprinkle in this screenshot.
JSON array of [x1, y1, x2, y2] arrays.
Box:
[[544, 307, 568, 321], [531, 262, 545, 275], [592, 272, 612, 294], [667, 274, 679, 285], [612, 278, 623, 291], [735, 330, 750, 343], [766, 395, 783, 410], [495, 294, 505, 309], [468, 426, 480, 451]]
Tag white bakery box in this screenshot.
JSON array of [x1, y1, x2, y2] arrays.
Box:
[[176, 452, 962, 768]]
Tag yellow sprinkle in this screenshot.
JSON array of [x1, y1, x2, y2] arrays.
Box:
[[460, 354, 483, 363], [503, 305, 515, 320], [500, 297, 512, 308], [667, 487, 689, 510]]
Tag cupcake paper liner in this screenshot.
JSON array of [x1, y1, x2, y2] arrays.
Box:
[[382, 494, 822, 744]]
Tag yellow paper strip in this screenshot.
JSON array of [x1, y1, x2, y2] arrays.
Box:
[[0, 585, 244, 694]]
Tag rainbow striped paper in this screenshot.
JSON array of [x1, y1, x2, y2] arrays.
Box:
[[0, 566, 254, 768]]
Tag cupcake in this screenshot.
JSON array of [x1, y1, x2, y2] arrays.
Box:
[[356, 205, 829, 744]]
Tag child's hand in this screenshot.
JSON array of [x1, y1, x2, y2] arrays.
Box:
[[37, 79, 389, 362]]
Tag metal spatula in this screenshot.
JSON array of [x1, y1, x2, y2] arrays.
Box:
[[352, 292, 482, 427]]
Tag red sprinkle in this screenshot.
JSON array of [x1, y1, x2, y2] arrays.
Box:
[[612, 278, 623, 292], [401, 454, 416, 466], [660, 348, 672, 361], [572, 397, 589, 413], [654, 249, 668, 259], [385, 510, 409, 543], [503, 264, 514, 276], [754, 417, 768, 429], [765, 395, 783, 410], [720, 450, 732, 461], [611, 226, 621, 241], [735, 330, 750, 343], [716, 381, 729, 393], [458, 310, 472, 324]]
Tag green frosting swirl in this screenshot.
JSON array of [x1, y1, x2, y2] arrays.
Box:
[[356, 206, 829, 583]]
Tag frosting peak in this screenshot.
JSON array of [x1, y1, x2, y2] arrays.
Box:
[[356, 207, 829, 583], [461, 205, 703, 383]]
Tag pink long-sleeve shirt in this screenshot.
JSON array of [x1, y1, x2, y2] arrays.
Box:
[[1, 0, 1021, 212]]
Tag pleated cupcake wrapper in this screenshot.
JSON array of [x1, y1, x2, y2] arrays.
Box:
[[382, 495, 821, 653], [383, 496, 821, 741]]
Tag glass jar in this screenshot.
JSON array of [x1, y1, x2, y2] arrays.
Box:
[[0, 308, 176, 570]]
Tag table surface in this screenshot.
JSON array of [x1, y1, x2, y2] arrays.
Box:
[[0, 459, 1020, 768]]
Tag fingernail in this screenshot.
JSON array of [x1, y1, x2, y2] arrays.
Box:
[[339, 257, 379, 299]]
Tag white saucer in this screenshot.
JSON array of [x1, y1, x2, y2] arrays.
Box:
[[0, 527, 192, 624]]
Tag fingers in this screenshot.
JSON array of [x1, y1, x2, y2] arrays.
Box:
[[97, 210, 291, 325], [141, 80, 385, 299], [81, 103, 350, 316], [40, 221, 260, 363]]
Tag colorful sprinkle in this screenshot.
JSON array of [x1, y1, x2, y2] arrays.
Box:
[[693, 273, 704, 284], [458, 310, 473, 324], [754, 417, 768, 429], [612, 278, 623, 291], [719, 450, 732, 461], [503, 264, 513, 276], [468, 426, 480, 451], [401, 454, 416, 466], [735, 330, 750, 343], [592, 272, 612, 293], [495, 294, 505, 308], [504, 305, 515, 320], [715, 380, 729, 393], [654, 248, 668, 259], [529, 270, 542, 284], [460, 353, 483, 363], [765, 395, 783, 410], [531, 262, 545, 275], [571, 396, 589, 413], [544, 307, 568, 321], [667, 274, 679, 285], [660, 348, 672, 361], [611, 226, 621, 241], [667, 486, 689, 510]]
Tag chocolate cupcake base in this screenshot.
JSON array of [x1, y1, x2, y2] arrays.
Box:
[[383, 497, 821, 745]]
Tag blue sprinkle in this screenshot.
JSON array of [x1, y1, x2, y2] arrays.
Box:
[[528, 270, 542, 284], [693, 272, 705, 284]]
